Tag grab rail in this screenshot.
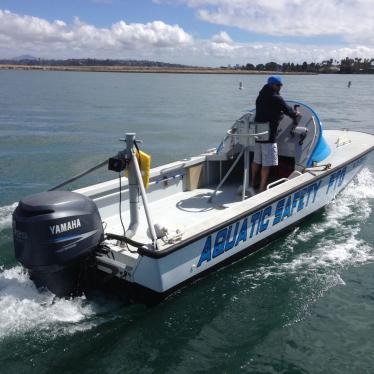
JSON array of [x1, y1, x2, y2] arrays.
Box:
[[266, 178, 289, 190], [226, 129, 268, 137]]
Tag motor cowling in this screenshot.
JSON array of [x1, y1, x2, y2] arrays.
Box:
[[13, 190, 104, 296]]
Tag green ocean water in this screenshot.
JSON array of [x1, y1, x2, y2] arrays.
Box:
[[0, 70, 373, 373]]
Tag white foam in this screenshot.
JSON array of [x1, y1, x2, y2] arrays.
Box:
[[282, 229, 373, 274], [0, 203, 17, 231], [0, 266, 99, 339], [343, 167, 374, 200], [285, 168, 373, 251]]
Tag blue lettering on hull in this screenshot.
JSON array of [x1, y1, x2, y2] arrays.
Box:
[[197, 165, 349, 267]]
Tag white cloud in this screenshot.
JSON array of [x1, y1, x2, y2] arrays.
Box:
[[165, 0, 374, 45], [211, 31, 232, 44], [111, 20, 192, 47], [0, 8, 374, 66], [0, 9, 192, 57], [178, 39, 374, 66]]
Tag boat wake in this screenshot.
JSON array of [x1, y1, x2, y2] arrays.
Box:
[[237, 168, 374, 319], [0, 202, 126, 339], [0, 203, 17, 231], [0, 266, 114, 340], [281, 167, 374, 266]]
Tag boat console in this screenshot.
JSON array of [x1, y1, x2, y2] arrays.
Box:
[[206, 101, 331, 198]]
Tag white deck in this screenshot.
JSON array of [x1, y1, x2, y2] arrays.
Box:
[[103, 184, 244, 245]]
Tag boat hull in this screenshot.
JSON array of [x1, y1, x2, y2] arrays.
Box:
[[127, 150, 370, 299]]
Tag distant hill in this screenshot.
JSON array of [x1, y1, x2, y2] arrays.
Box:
[[11, 55, 37, 61]]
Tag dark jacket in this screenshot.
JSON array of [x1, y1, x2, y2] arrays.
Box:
[[255, 84, 297, 143]]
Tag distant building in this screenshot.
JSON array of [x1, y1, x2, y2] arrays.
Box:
[[319, 65, 340, 73]]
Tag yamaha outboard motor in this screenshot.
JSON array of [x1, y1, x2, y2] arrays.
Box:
[[13, 191, 104, 297]]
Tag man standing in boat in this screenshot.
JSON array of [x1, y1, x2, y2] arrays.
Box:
[[251, 75, 299, 192]]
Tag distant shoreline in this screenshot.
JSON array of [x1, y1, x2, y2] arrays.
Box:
[[0, 64, 317, 75]]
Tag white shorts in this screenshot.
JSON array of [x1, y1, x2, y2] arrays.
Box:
[[253, 142, 278, 167]]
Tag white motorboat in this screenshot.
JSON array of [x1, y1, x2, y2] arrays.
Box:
[[12, 101, 374, 303]]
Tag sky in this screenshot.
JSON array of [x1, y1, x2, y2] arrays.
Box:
[[0, 0, 373, 66]]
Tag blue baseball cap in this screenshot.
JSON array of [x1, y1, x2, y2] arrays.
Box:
[[267, 75, 283, 86]]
